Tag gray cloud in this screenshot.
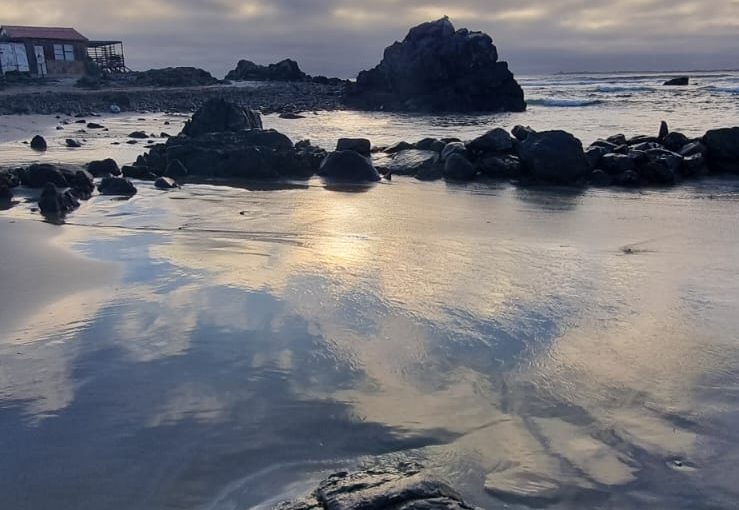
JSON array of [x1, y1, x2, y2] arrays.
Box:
[[1, 0, 737, 77]]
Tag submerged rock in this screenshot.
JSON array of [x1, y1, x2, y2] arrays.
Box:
[[154, 176, 179, 189], [318, 151, 380, 182], [181, 98, 263, 136], [664, 76, 689, 86], [348, 17, 525, 113], [519, 130, 589, 184], [276, 462, 475, 510]]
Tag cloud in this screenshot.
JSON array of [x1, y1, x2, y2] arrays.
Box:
[[0, 0, 737, 76]]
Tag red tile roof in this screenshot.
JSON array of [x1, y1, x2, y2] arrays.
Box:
[[0, 26, 88, 42]]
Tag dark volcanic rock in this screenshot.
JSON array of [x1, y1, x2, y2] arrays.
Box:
[[22, 164, 68, 188], [38, 183, 79, 216], [225, 59, 308, 82], [134, 67, 220, 87], [663, 132, 689, 152], [318, 151, 380, 182], [65, 138, 82, 148], [129, 131, 149, 139], [385, 141, 415, 154], [664, 76, 689, 86], [440, 142, 468, 161], [600, 153, 635, 175], [99, 177, 137, 196], [519, 130, 589, 184], [336, 138, 371, 157], [347, 17, 525, 113], [276, 462, 474, 510], [181, 98, 263, 136], [30, 135, 47, 151], [512, 125, 536, 141], [69, 170, 94, 199], [703, 127, 739, 173], [164, 160, 188, 179], [122, 165, 158, 180], [374, 149, 440, 177], [415, 138, 446, 153], [444, 153, 476, 180], [476, 154, 522, 179], [467, 128, 514, 155], [87, 159, 121, 177], [589, 169, 612, 187]]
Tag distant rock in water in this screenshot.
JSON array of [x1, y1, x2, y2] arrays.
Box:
[[226, 59, 307, 82], [133, 67, 221, 87], [664, 76, 689, 86], [181, 98, 263, 136], [347, 17, 526, 113]]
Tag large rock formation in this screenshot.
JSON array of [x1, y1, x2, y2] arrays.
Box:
[[347, 17, 525, 113], [276, 462, 476, 510], [133, 67, 221, 87], [226, 59, 308, 82], [181, 98, 263, 137]]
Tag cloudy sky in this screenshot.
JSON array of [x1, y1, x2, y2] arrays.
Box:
[[2, 0, 738, 77]]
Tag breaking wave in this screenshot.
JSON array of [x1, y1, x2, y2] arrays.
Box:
[[527, 98, 603, 107]]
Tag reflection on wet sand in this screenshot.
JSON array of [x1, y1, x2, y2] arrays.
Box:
[[1, 179, 738, 509]]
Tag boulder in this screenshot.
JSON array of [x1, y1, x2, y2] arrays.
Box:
[[519, 130, 589, 184], [637, 149, 682, 184], [98, 177, 137, 196], [476, 154, 522, 179], [181, 98, 263, 136], [276, 462, 474, 510], [129, 131, 149, 139], [512, 125, 536, 141], [69, 170, 95, 199], [703, 127, 739, 173], [30, 135, 47, 151], [441, 142, 468, 161], [38, 183, 80, 216], [663, 131, 689, 152], [385, 141, 414, 154], [225, 59, 308, 82], [606, 134, 627, 146], [87, 158, 121, 177], [374, 149, 440, 176], [467, 128, 514, 155], [444, 153, 476, 180], [318, 151, 380, 182], [347, 17, 525, 113], [414, 138, 446, 153], [664, 76, 689, 86], [65, 139, 82, 148], [154, 176, 179, 189], [681, 153, 707, 176], [600, 153, 635, 175], [585, 146, 609, 169], [679, 141, 707, 158], [627, 135, 659, 146], [336, 138, 371, 157], [86, 122, 104, 129], [22, 163, 68, 188]]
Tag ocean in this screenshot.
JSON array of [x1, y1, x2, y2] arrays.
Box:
[[0, 71, 738, 510]]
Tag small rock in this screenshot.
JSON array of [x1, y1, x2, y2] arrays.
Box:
[[87, 159, 121, 177], [441, 142, 468, 161], [86, 122, 104, 129], [385, 141, 414, 154], [444, 153, 476, 180], [154, 176, 179, 189], [30, 135, 47, 151], [38, 183, 79, 216], [98, 177, 137, 196], [65, 139, 82, 148], [110, 104, 121, 114], [336, 138, 371, 157], [128, 131, 149, 139], [318, 151, 380, 182], [664, 76, 689, 86]]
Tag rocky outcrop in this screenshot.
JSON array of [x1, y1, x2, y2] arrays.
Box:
[[347, 17, 525, 113], [519, 131, 590, 184], [275, 463, 475, 510], [181, 98, 263, 137], [87, 159, 121, 177], [133, 67, 221, 87], [226, 59, 308, 82]]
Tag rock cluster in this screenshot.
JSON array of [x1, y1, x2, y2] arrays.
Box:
[[347, 17, 525, 113], [132, 67, 221, 87], [226, 59, 308, 82], [275, 462, 476, 510]]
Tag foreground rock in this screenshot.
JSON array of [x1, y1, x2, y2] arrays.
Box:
[[181, 98, 263, 136], [98, 177, 137, 196], [347, 17, 525, 113], [276, 462, 476, 510], [38, 183, 79, 216], [703, 127, 739, 173], [30, 135, 47, 151], [519, 131, 589, 184], [318, 151, 381, 182], [87, 159, 121, 177]]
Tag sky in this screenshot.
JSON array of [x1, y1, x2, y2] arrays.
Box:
[[1, 0, 738, 78]]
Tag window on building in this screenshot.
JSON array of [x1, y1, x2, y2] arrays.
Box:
[[53, 44, 64, 60], [64, 45, 74, 61]]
